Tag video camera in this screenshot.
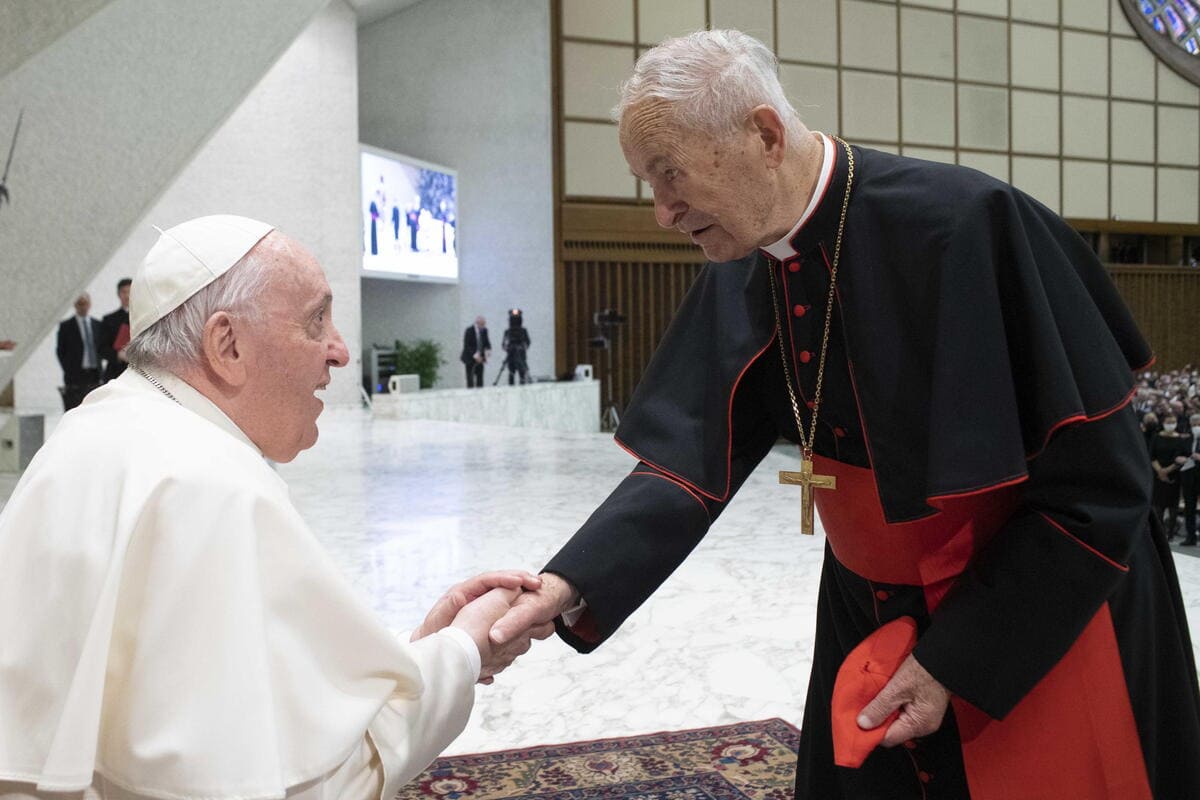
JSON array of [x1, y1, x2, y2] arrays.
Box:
[[589, 308, 625, 350], [498, 308, 531, 385]]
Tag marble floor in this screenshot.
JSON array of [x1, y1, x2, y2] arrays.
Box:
[[275, 410, 823, 755], [5, 409, 1200, 758]]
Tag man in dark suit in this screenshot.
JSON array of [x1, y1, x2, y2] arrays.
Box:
[[460, 316, 491, 388], [100, 277, 132, 382], [56, 293, 104, 410]]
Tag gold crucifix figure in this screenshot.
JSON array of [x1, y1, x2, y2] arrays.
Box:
[[779, 457, 837, 535]]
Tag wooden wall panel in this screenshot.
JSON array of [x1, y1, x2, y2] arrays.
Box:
[[560, 245, 703, 420], [1109, 266, 1200, 371], [558, 241, 1200, 420]]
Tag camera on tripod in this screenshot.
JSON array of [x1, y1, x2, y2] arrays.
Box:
[[587, 308, 626, 430], [588, 308, 626, 349], [496, 307, 531, 385]]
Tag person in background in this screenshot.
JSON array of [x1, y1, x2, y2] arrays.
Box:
[[1152, 412, 1187, 538], [55, 292, 104, 410], [461, 315, 491, 388], [100, 277, 132, 382], [1179, 413, 1200, 546], [1141, 410, 1161, 453]]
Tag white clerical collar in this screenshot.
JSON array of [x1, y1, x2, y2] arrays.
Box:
[[128, 366, 262, 455], [761, 132, 835, 260]]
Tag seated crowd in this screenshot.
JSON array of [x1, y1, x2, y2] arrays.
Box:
[[1136, 368, 1200, 544]]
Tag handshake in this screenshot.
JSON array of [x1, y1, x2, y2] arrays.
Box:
[[409, 570, 580, 683]]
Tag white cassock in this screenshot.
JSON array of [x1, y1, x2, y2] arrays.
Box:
[[0, 368, 479, 799]]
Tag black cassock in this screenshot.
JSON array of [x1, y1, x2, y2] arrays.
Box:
[[544, 144, 1200, 799]]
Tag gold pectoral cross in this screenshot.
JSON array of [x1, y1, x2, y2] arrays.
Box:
[[779, 457, 837, 535]]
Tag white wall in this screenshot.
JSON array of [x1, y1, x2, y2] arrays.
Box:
[[358, 0, 554, 387], [0, 0, 113, 79], [0, 0, 328, 392], [15, 1, 364, 412]]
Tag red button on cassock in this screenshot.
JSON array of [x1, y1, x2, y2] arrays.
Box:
[[793, 304, 806, 317], [875, 590, 890, 601], [919, 771, 931, 784], [800, 350, 813, 363], [834, 426, 846, 438], [903, 740, 917, 750], [806, 400, 816, 410], [788, 261, 801, 273]]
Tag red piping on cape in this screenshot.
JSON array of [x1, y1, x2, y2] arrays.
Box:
[[1037, 511, 1131, 572], [613, 330, 778, 504], [925, 473, 1029, 504], [630, 470, 712, 522], [1024, 386, 1137, 461]]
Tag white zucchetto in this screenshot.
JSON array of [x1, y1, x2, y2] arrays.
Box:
[[130, 215, 274, 338]]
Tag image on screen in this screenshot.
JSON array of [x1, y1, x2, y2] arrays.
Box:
[[361, 145, 457, 282]]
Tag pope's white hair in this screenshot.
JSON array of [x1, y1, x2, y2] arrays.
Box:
[[614, 29, 804, 144], [125, 234, 289, 372]]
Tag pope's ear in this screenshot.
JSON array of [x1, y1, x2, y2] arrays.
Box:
[[201, 311, 248, 386]]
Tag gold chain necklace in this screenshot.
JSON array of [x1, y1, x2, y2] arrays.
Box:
[[767, 137, 855, 535]]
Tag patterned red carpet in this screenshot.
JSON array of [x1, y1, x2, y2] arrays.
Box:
[[397, 719, 801, 800]]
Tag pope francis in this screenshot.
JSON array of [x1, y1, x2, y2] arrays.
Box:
[[0, 216, 544, 799]]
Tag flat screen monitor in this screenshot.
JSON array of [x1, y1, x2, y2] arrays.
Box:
[[361, 145, 457, 283]]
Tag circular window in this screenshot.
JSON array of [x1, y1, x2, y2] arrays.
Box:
[[1121, 0, 1200, 85]]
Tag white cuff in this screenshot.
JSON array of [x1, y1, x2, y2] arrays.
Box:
[[561, 599, 588, 627], [438, 626, 482, 681]]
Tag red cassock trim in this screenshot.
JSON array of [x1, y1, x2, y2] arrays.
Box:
[[815, 456, 1151, 798], [1024, 386, 1139, 461]]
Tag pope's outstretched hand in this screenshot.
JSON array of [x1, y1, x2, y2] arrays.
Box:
[[412, 571, 552, 683]]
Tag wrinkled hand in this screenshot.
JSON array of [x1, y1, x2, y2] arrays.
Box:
[[411, 570, 542, 642], [489, 572, 578, 648], [448, 586, 525, 682], [856, 654, 951, 748]]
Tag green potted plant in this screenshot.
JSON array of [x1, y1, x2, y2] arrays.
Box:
[[392, 339, 444, 389]]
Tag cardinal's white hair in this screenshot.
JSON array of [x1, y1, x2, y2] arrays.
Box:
[[614, 29, 804, 144]]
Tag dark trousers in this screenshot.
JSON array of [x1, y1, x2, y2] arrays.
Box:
[[61, 368, 101, 411], [1184, 469, 1200, 542], [465, 362, 483, 388]]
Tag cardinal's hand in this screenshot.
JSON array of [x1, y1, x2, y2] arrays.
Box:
[[855, 654, 951, 747]]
